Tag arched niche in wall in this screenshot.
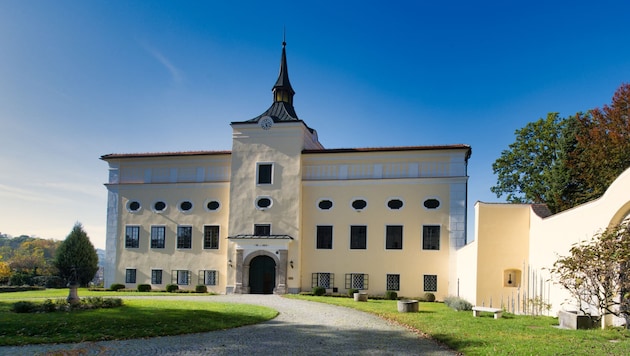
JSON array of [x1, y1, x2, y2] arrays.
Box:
[[503, 269, 521, 288]]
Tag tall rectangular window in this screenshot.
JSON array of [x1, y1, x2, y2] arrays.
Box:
[[386, 225, 403, 249], [254, 224, 271, 236], [177, 226, 192, 249], [204, 226, 220, 249], [350, 225, 367, 249], [151, 269, 163, 284], [424, 275, 438, 292], [151, 226, 166, 249], [312, 273, 334, 288], [172, 270, 190, 285], [316, 226, 333, 249], [125, 268, 136, 283], [386, 274, 400, 291], [199, 270, 218, 285], [125, 226, 139, 248], [345, 273, 369, 290], [422, 225, 440, 250], [257, 163, 273, 184]]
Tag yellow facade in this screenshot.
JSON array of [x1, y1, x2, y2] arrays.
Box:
[[102, 42, 471, 298]]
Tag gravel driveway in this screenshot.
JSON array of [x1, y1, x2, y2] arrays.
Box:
[[0, 294, 456, 355]]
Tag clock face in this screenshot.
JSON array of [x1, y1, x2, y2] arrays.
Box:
[[260, 116, 274, 130]]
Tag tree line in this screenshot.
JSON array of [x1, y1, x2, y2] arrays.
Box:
[[0, 223, 98, 288]]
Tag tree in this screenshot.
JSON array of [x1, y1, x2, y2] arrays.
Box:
[[54, 223, 99, 287], [491, 112, 569, 213], [568, 83, 630, 204], [550, 219, 630, 328], [492, 83, 630, 214]]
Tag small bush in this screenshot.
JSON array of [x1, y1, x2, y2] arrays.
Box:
[[109, 283, 125, 291], [347, 288, 359, 297], [444, 296, 473, 311], [12, 301, 38, 313], [137, 284, 152, 292], [195, 285, 208, 293], [385, 290, 398, 300], [423, 292, 436, 302], [312, 286, 326, 296], [166, 284, 179, 293]]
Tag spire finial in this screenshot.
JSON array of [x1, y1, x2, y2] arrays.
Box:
[[282, 27, 286, 47]]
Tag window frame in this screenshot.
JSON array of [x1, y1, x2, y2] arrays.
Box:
[[203, 225, 220, 249], [312, 272, 334, 288], [172, 270, 191, 285], [177, 226, 193, 249], [198, 270, 218, 286], [151, 269, 163, 284], [150, 226, 166, 249], [256, 162, 274, 185], [424, 274, 438, 292], [125, 268, 137, 284], [345, 273, 369, 290], [125, 226, 140, 248], [350, 225, 367, 249], [385, 225, 403, 250], [386, 274, 400, 291], [254, 224, 271, 236], [422, 225, 441, 250], [316, 225, 333, 249]]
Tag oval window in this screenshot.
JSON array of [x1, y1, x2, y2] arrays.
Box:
[[179, 201, 193, 212], [256, 197, 273, 209], [387, 199, 403, 210], [351, 199, 367, 210], [318, 200, 333, 210], [424, 199, 440, 209], [206, 201, 220, 211], [128, 201, 141, 212], [154, 201, 167, 212]]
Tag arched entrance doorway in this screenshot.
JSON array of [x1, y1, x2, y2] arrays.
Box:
[[249, 255, 276, 294]]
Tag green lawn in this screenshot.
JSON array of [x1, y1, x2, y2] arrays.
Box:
[[287, 295, 630, 356], [0, 289, 277, 346]]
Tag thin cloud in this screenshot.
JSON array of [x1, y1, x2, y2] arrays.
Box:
[[141, 42, 184, 83]]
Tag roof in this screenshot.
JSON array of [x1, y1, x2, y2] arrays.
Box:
[[303, 144, 472, 158], [101, 145, 472, 160], [100, 150, 231, 160]]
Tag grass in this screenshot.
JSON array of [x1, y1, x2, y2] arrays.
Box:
[[287, 295, 630, 356], [0, 289, 278, 346]]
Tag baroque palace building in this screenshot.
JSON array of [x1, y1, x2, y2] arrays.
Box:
[[102, 41, 630, 326], [102, 41, 471, 297]]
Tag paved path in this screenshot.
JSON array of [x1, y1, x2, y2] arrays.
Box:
[[0, 294, 457, 355]]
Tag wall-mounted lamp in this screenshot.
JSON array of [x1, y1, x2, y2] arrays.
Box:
[[507, 273, 513, 285], [290, 260, 294, 269], [228, 259, 232, 268]]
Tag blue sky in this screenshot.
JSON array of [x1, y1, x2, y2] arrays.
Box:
[[1, 1, 629, 249]]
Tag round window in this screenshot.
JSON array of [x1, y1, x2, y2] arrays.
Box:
[[424, 199, 440, 209], [154, 201, 167, 212], [351, 199, 367, 210], [257, 197, 272, 208], [179, 201, 193, 212], [206, 200, 220, 211], [128, 201, 141, 212], [318, 199, 333, 210], [387, 199, 404, 210]]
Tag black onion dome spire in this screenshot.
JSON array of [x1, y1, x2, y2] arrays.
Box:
[[244, 40, 299, 123]]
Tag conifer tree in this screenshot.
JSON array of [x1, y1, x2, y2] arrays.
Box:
[[54, 223, 99, 286]]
